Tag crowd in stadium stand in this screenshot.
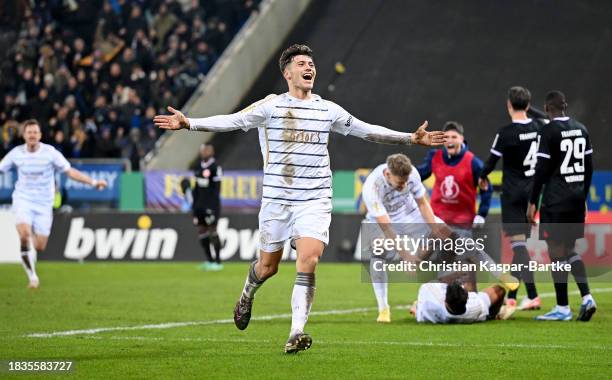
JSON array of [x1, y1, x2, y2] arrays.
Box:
[[0, 0, 260, 169]]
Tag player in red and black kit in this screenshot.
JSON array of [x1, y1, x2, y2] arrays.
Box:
[[417, 122, 519, 292], [183, 143, 223, 271], [527, 91, 595, 321], [480, 86, 543, 317]]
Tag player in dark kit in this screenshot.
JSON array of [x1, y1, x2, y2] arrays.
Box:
[[527, 90, 596, 321], [182, 143, 224, 271], [480, 86, 541, 318]]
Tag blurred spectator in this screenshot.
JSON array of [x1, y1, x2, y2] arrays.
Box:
[[1, 0, 261, 163]]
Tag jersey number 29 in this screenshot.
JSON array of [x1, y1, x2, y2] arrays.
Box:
[[560, 137, 586, 174]]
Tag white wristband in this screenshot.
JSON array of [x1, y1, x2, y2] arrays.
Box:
[[91, 179, 98, 187]]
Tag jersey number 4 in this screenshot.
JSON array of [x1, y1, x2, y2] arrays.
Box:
[[523, 139, 538, 177], [560, 137, 586, 174]]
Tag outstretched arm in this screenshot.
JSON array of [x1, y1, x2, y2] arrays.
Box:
[[348, 119, 445, 147], [153, 105, 266, 132], [66, 168, 107, 190]]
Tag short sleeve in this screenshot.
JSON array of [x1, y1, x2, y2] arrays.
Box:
[[537, 125, 553, 159], [51, 147, 71, 172], [409, 166, 426, 199], [489, 128, 506, 157], [584, 130, 593, 156], [362, 175, 388, 218]]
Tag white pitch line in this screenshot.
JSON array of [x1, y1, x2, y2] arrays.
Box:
[[25, 287, 612, 339], [68, 335, 612, 351]]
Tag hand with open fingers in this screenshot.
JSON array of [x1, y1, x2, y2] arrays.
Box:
[[153, 106, 190, 130], [411, 121, 445, 146], [478, 177, 489, 191]]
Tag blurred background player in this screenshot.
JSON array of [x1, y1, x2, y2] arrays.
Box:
[[413, 280, 506, 323], [362, 153, 441, 323], [182, 143, 223, 271], [0, 119, 107, 288], [154, 44, 445, 353], [479, 86, 542, 318], [417, 121, 516, 291], [528, 91, 595, 321]]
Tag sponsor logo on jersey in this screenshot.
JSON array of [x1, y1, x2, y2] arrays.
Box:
[[440, 175, 460, 202]]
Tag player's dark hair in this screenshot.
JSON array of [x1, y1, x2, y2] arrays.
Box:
[[507, 86, 531, 111], [445, 280, 468, 315], [386, 153, 412, 178], [279, 44, 313, 73], [22, 119, 41, 133], [443, 121, 464, 135], [545, 90, 567, 112]]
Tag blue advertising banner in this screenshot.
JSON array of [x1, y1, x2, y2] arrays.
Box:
[[588, 171, 612, 212], [0, 162, 123, 203], [144, 170, 263, 210], [61, 163, 123, 201]]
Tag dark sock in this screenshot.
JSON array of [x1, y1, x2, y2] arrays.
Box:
[[199, 233, 213, 262], [510, 241, 538, 299], [550, 258, 569, 306], [211, 234, 222, 264], [568, 253, 590, 297]]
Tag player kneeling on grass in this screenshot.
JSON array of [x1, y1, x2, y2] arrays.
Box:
[[412, 280, 506, 323], [0, 120, 107, 289]]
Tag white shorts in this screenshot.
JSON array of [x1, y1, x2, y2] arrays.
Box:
[[258, 199, 332, 253], [12, 199, 53, 236]]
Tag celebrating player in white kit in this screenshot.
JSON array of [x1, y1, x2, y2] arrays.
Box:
[[153, 44, 445, 353], [0, 120, 107, 289]]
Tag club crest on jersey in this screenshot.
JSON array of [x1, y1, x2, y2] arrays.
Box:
[[440, 175, 460, 202], [202, 169, 211, 177]]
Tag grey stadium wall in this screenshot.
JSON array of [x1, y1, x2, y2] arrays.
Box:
[[211, 0, 612, 171]]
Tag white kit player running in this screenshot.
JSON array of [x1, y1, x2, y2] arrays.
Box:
[[154, 44, 445, 353], [361, 154, 445, 323], [0, 120, 107, 289]]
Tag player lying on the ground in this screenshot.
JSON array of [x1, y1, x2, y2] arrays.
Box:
[[0, 120, 107, 289], [154, 44, 445, 353], [479, 86, 543, 318], [527, 90, 596, 322], [411, 280, 506, 323], [361, 153, 518, 323]]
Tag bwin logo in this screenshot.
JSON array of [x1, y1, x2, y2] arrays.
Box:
[[64, 216, 178, 260]]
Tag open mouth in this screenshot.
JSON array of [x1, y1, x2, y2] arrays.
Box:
[[447, 143, 456, 149], [302, 72, 313, 80]]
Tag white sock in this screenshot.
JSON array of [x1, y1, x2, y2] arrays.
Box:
[[289, 272, 315, 337], [556, 305, 570, 313], [20, 251, 33, 280], [28, 249, 38, 280], [370, 257, 389, 311]]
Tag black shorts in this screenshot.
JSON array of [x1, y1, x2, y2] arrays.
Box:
[[193, 207, 220, 227], [501, 194, 529, 236], [539, 209, 585, 246]]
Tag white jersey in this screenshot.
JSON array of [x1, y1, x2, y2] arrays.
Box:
[[415, 282, 491, 324], [362, 163, 426, 223], [0, 143, 71, 207], [188, 93, 392, 205]]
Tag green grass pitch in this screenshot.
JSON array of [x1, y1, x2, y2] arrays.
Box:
[[1, 262, 610, 379]]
